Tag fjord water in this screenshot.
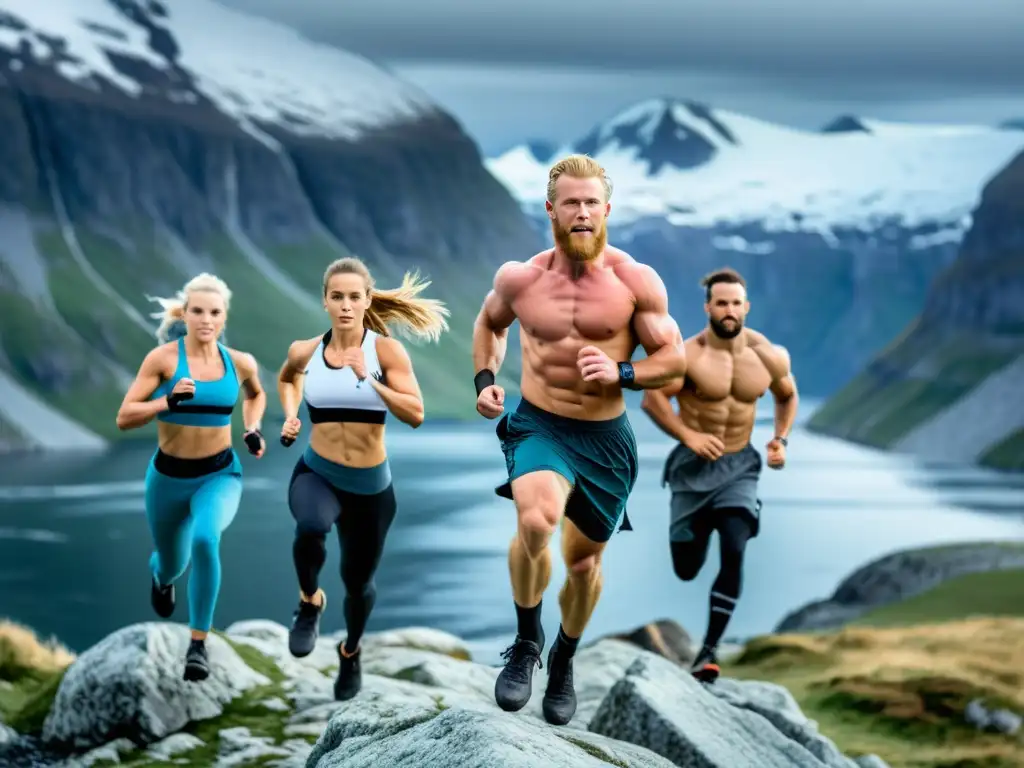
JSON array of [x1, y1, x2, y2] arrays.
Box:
[[1, 400, 1021, 660]]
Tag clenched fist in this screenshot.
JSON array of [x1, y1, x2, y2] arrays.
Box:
[[577, 345, 618, 385], [476, 384, 505, 419]]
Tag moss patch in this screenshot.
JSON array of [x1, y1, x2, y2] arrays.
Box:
[[725, 617, 1024, 768]]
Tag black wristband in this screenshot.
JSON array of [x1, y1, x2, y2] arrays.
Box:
[[617, 362, 641, 391], [166, 390, 193, 410], [474, 369, 496, 396], [243, 428, 263, 455], [774, 436, 788, 447]]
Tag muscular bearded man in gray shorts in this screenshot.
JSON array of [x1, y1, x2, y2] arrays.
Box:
[[641, 267, 798, 682]]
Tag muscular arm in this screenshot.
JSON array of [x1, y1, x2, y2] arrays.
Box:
[[277, 339, 316, 421], [369, 337, 424, 428], [115, 349, 169, 431], [232, 351, 266, 432], [472, 262, 519, 376], [640, 379, 697, 443], [766, 345, 798, 440], [626, 264, 686, 389]]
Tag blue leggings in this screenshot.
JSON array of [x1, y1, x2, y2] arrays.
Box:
[[144, 449, 243, 632]]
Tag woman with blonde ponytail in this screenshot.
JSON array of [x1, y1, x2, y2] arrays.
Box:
[[115, 273, 268, 682], [276, 257, 449, 700]]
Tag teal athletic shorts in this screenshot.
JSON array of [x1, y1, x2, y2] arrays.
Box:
[[494, 398, 639, 543]]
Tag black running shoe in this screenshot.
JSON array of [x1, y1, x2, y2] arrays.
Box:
[[288, 594, 325, 658], [183, 639, 209, 682], [494, 637, 543, 712], [151, 576, 175, 619], [691, 646, 720, 684], [334, 645, 362, 701], [542, 642, 577, 725]]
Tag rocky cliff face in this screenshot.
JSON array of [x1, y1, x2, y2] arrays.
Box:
[[0, 0, 540, 449], [807, 149, 1024, 467]]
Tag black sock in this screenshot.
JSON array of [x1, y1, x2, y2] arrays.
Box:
[[515, 600, 544, 646], [555, 625, 579, 658], [702, 589, 737, 650]]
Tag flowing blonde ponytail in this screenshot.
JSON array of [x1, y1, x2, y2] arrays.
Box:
[[322, 258, 449, 343], [147, 273, 233, 344]]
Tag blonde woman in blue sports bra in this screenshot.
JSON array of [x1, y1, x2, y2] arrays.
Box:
[[116, 273, 267, 682], [277, 257, 448, 700]]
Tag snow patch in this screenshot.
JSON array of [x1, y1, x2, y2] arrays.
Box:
[[488, 102, 1024, 233], [0, 0, 438, 141], [0, 205, 55, 307], [0, 365, 107, 450]]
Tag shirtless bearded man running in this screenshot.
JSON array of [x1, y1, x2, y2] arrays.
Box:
[[641, 267, 798, 683], [472, 154, 687, 726]]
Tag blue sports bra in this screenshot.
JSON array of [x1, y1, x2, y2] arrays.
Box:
[[154, 337, 239, 427]]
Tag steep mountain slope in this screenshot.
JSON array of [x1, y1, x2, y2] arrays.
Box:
[[807, 148, 1024, 469], [487, 99, 1024, 395], [0, 0, 539, 450]]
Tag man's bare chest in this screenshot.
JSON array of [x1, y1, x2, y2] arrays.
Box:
[[514, 276, 634, 342], [684, 350, 772, 402]]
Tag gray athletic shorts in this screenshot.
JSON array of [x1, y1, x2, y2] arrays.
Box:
[[661, 442, 763, 542]]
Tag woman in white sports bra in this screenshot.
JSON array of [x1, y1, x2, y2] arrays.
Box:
[[276, 256, 449, 700]]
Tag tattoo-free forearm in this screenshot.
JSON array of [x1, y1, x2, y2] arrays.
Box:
[[369, 379, 424, 427], [472, 311, 508, 375], [630, 343, 687, 389], [116, 397, 168, 431], [773, 390, 798, 439], [243, 388, 266, 432]]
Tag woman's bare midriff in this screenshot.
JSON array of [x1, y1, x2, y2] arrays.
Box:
[[310, 422, 387, 467], [158, 423, 233, 459]]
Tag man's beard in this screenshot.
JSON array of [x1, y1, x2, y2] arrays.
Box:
[[553, 221, 607, 263], [710, 316, 743, 339]]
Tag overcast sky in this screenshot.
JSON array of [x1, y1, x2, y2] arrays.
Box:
[[219, 0, 1024, 154]]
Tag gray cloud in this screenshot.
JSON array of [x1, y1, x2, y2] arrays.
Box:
[[390, 63, 1024, 154], [218, 0, 1024, 88]]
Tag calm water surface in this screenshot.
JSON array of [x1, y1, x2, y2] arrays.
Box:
[[1, 401, 1021, 661]]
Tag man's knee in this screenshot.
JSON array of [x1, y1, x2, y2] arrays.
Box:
[[516, 505, 559, 558], [670, 540, 706, 581], [717, 508, 754, 564], [565, 552, 600, 582]]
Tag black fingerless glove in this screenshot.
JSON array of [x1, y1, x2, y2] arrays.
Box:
[[166, 390, 193, 409], [243, 428, 263, 455], [618, 362, 642, 391], [280, 435, 296, 447], [474, 369, 496, 396]]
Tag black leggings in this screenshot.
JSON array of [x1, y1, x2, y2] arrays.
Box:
[[670, 507, 755, 649], [287, 459, 397, 651]]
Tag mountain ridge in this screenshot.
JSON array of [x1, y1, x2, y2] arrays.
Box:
[[806, 147, 1024, 468], [0, 0, 539, 451]]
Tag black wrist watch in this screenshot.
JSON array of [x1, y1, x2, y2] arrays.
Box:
[[617, 362, 642, 391], [774, 436, 788, 446]]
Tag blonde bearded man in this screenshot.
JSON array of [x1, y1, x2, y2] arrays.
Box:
[[472, 154, 687, 725]]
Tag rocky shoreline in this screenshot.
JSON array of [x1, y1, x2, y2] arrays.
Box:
[[0, 620, 888, 768], [774, 541, 1024, 633]]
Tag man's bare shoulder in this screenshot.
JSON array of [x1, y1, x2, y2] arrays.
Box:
[[494, 253, 549, 297], [610, 252, 666, 306], [746, 329, 791, 375]]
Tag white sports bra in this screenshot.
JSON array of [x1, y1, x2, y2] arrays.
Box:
[[303, 329, 387, 424]]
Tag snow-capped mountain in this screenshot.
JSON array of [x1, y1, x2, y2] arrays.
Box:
[[0, 0, 439, 145], [486, 98, 1024, 395], [487, 98, 1024, 237]]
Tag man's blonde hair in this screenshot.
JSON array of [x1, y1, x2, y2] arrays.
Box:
[[546, 154, 613, 204]]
